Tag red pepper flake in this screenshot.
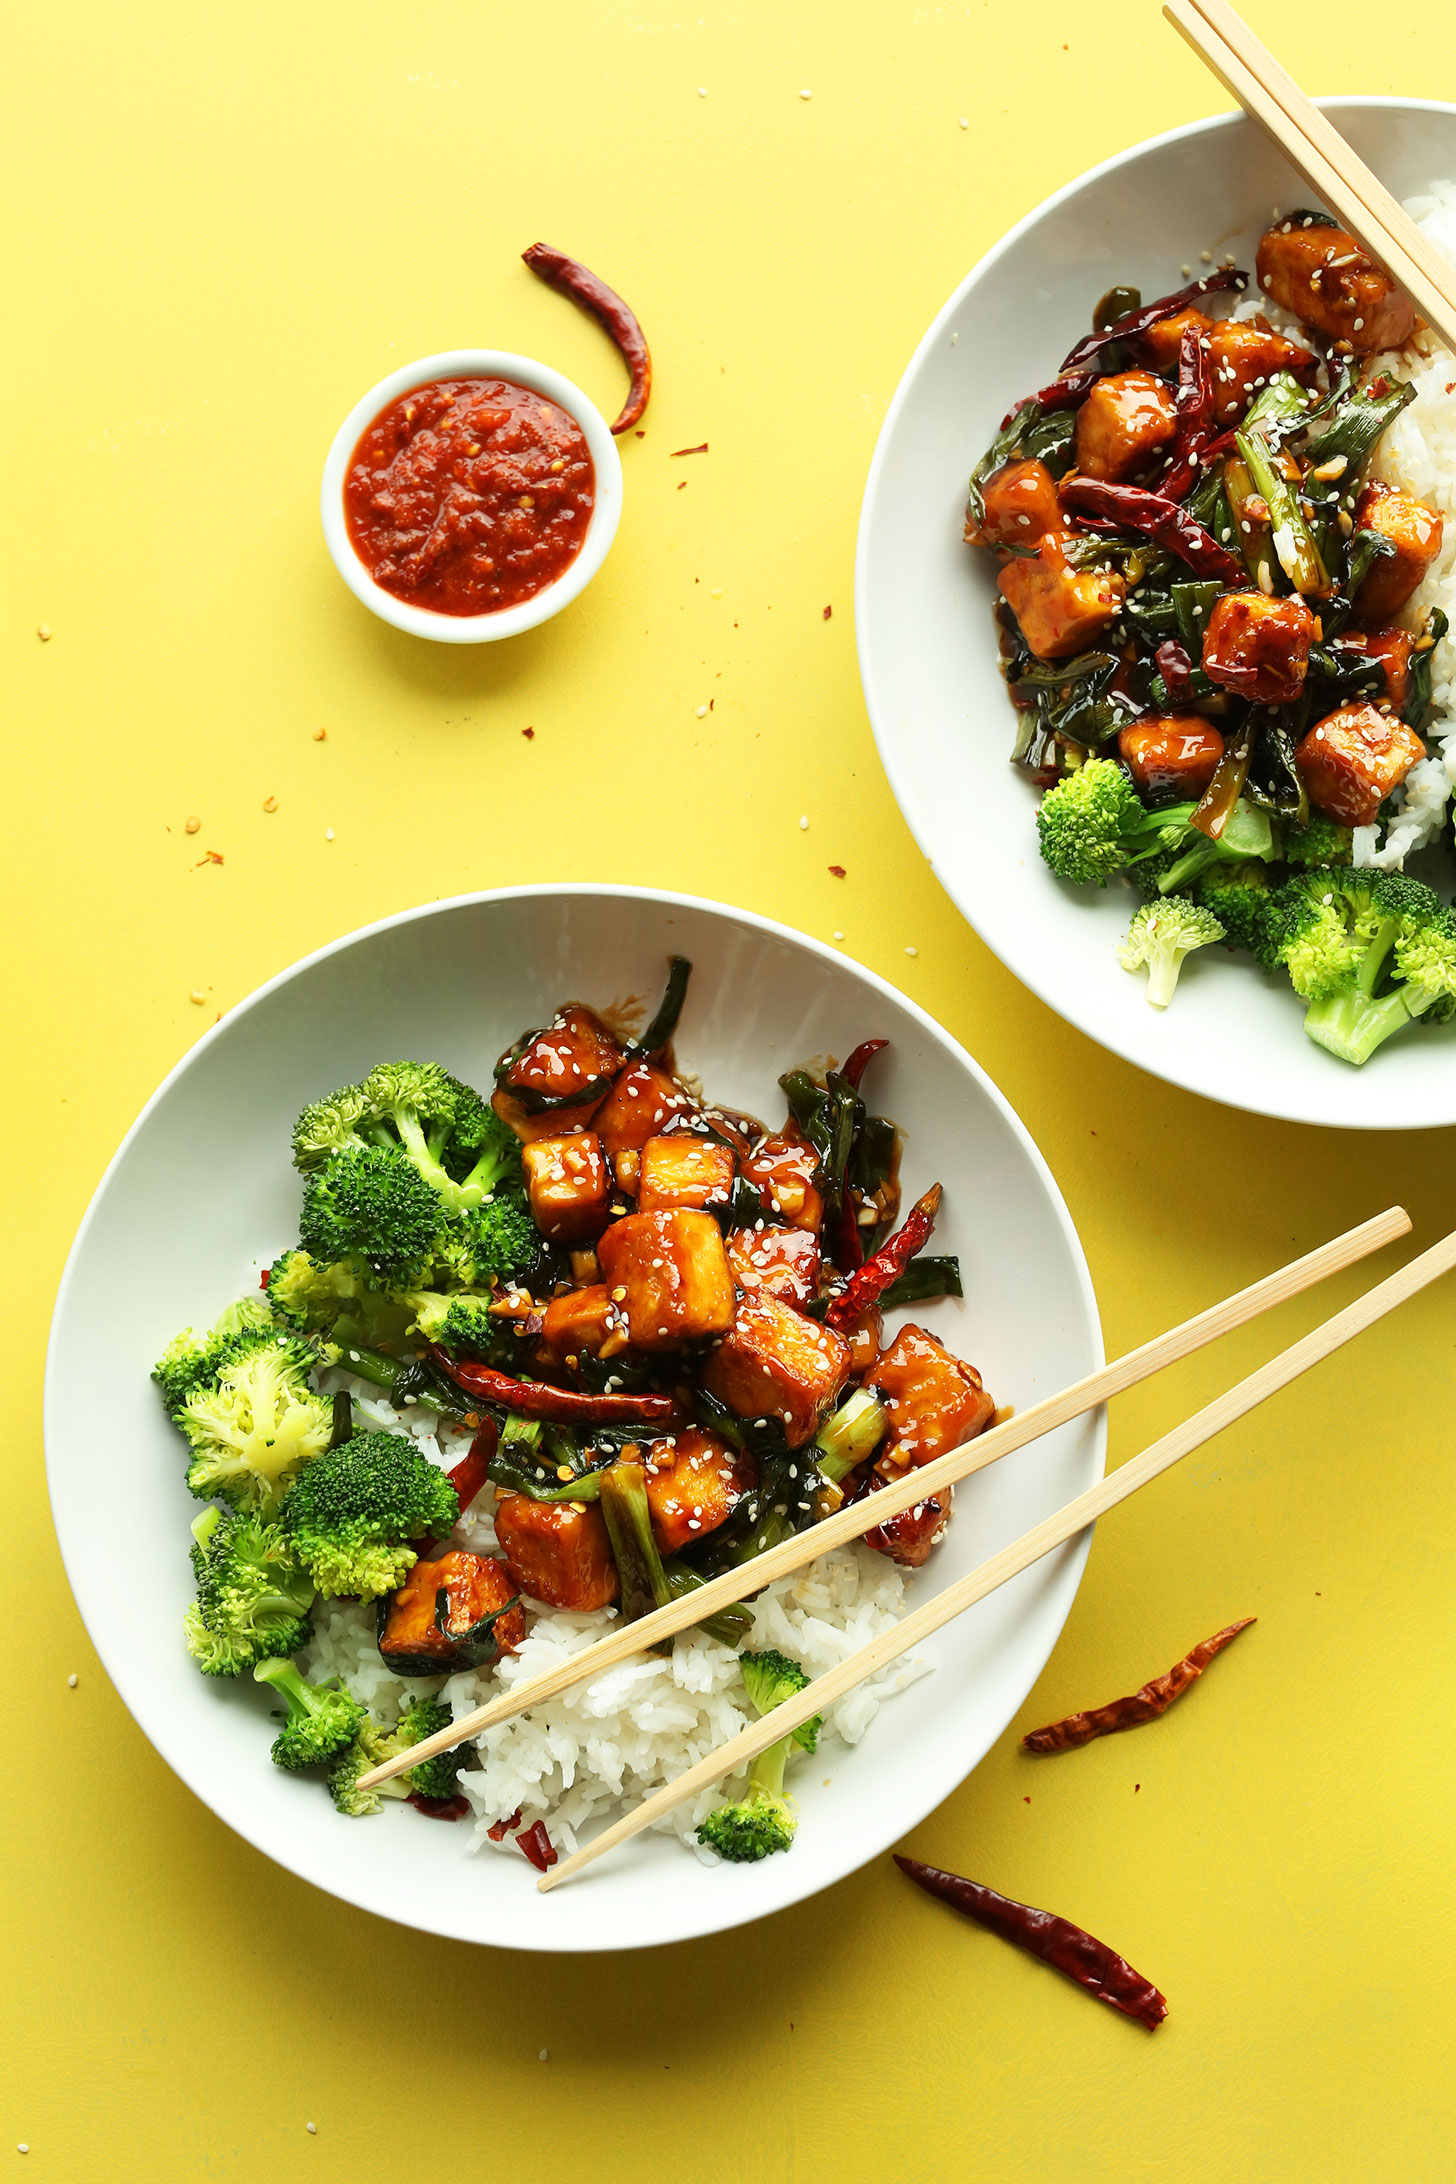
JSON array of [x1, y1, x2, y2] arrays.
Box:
[[408, 1791, 470, 1821], [1369, 374, 1391, 398], [677, 480, 687, 490], [828, 863, 847, 878], [1023, 1617, 1255, 1754], [196, 850, 224, 866], [259, 1267, 271, 1290], [823, 604, 833, 620], [518, 1820, 558, 1872], [635, 429, 646, 438], [522, 726, 535, 739], [671, 442, 709, 457], [487, 1807, 524, 1842], [895, 1857, 1167, 2030], [521, 242, 651, 433]]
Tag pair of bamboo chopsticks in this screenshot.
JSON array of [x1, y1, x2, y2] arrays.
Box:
[[1165, 0, 1456, 354]]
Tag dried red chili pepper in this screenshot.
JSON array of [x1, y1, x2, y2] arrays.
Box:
[[1155, 638, 1199, 704], [839, 1037, 888, 1091], [832, 1039, 891, 1271], [522, 242, 652, 433], [1033, 369, 1098, 411], [894, 1857, 1167, 2030], [428, 1348, 682, 1426], [407, 1791, 471, 1821], [487, 1807, 524, 1842], [1022, 1616, 1255, 1754], [1059, 477, 1244, 584], [446, 1416, 499, 1516], [1059, 268, 1248, 373], [1159, 319, 1217, 501], [825, 1184, 940, 1329], [517, 1820, 558, 1872]]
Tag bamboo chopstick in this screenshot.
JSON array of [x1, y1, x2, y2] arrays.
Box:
[[539, 1223, 1456, 1892], [1165, 0, 1456, 352], [358, 1206, 1408, 1792]]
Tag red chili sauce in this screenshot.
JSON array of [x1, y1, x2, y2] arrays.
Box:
[[343, 377, 595, 617]]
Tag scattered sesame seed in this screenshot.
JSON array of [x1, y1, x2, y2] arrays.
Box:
[[313, 725, 327, 739], [262, 794, 278, 812], [185, 815, 201, 834], [306, 2122, 317, 2135], [17, 2146, 28, 2156], [696, 704, 708, 718], [36, 626, 52, 642], [1200, 250, 1213, 264], [799, 814, 809, 830], [799, 87, 812, 98], [711, 586, 723, 598], [539, 2049, 550, 2062], [958, 115, 968, 128], [68, 1674, 77, 1688], [325, 827, 335, 840], [189, 989, 206, 1005], [905, 945, 918, 957]]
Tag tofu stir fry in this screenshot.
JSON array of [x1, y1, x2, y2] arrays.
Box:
[[969, 214, 1456, 1064], [154, 959, 994, 1859]]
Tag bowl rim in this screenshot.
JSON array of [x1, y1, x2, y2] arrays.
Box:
[[855, 96, 1456, 1132], [44, 882, 1105, 1950], [320, 349, 624, 645]]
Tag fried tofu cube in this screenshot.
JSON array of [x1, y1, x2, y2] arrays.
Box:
[[870, 1324, 995, 1470], [637, 1134, 735, 1214], [738, 1136, 824, 1233], [539, 1283, 622, 1364], [592, 1061, 696, 1183], [378, 1551, 527, 1669], [1294, 702, 1426, 827], [493, 1494, 619, 1612], [1353, 483, 1444, 622], [1348, 625, 1415, 713], [1136, 305, 1213, 373], [1202, 590, 1316, 704], [966, 457, 1065, 549], [1256, 221, 1419, 353], [1074, 370, 1178, 481], [643, 1427, 754, 1554], [491, 1086, 606, 1144], [1118, 714, 1225, 800], [702, 1292, 851, 1448], [497, 1004, 622, 1113], [522, 1131, 610, 1242], [597, 1208, 736, 1350], [865, 1486, 952, 1568], [998, 533, 1125, 662], [1205, 316, 1316, 425], [726, 1224, 823, 1311]]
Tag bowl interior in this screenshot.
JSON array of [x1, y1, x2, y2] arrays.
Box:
[[856, 99, 1456, 1130], [46, 887, 1102, 1952]]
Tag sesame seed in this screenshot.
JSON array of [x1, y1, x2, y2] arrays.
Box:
[[905, 945, 918, 957], [262, 794, 278, 812], [189, 988, 206, 1005], [958, 115, 968, 128], [36, 625, 52, 642], [799, 86, 812, 98], [799, 814, 809, 830], [306, 2122, 318, 2135], [696, 705, 708, 718], [539, 2048, 550, 2062], [325, 827, 335, 840], [185, 815, 201, 834], [68, 1674, 77, 1688], [833, 929, 845, 940]]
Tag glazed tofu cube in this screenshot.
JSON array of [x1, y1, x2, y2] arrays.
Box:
[[493, 1494, 619, 1612], [738, 1136, 824, 1233], [998, 534, 1126, 662], [1135, 305, 1213, 373], [497, 1004, 622, 1113], [637, 1134, 735, 1214], [1118, 715, 1225, 799], [522, 1132, 610, 1242], [539, 1283, 622, 1363], [643, 1427, 754, 1554], [1348, 626, 1415, 713], [1256, 221, 1419, 353], [378, 1552, 526, 1669], [966, 457, 1065, 549], [491, 1085, 607, 1144], [865, 1486, 952, 1568], [1353, 483, 1444, 622], [596, 1208, 736, 1350], [1202, 590, 1316, 704], [1205, 316, 1315, 425], [1074, 370, 1178, 481], [1294, 702, 1426, 827], [702, 1292, 851, 1448], [725, 1224, 823, 1311], [592, 1061, 696, 1181], [870, 1324, 995, 1470]]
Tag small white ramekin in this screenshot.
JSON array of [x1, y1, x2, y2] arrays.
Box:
[[320, 348, 623, 644]]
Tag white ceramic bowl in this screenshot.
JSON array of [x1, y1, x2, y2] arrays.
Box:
[[857, 99, 1456, 1130], [321, 349, 623, 643], [46, 887, 1103, 1952]]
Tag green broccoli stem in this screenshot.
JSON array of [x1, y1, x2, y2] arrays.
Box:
[[751, 1736, 789, 1800], [1159, 798, 1277, 895], [253, 1657, 319, 1718]]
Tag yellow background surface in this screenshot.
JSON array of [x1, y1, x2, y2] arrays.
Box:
[[5, 2, 1455, 2175]]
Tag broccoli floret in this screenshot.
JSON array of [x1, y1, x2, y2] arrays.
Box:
[[266, 1248, 416, 1354], [280, 1430, 459, 1600], [1270, 867, 1453, 1065], [1118, 897, 1225, 1008], [328, 1718, 412, 1817], [431, 1189, 544, 1289], [299, 1144, 449, 1289], [183, 1507, 315, 1676], [695, 1648, 822, 1864], [405, 1290, 505, 1357], [293, 1062, 519, 1215], [253, 1657, 365, 1770], [1284, 813, 1354, 868], [152, 1296, 276, 1415], [396, 1693, 464, 1800], [1036, 759, 1192, 886], [174, 1331, 332, 1516], [1195, 864, 1280, 968]]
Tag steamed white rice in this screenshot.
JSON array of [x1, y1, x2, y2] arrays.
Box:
[[1238, 180, 1456, 872], [300, 1371, 929, 1863]]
